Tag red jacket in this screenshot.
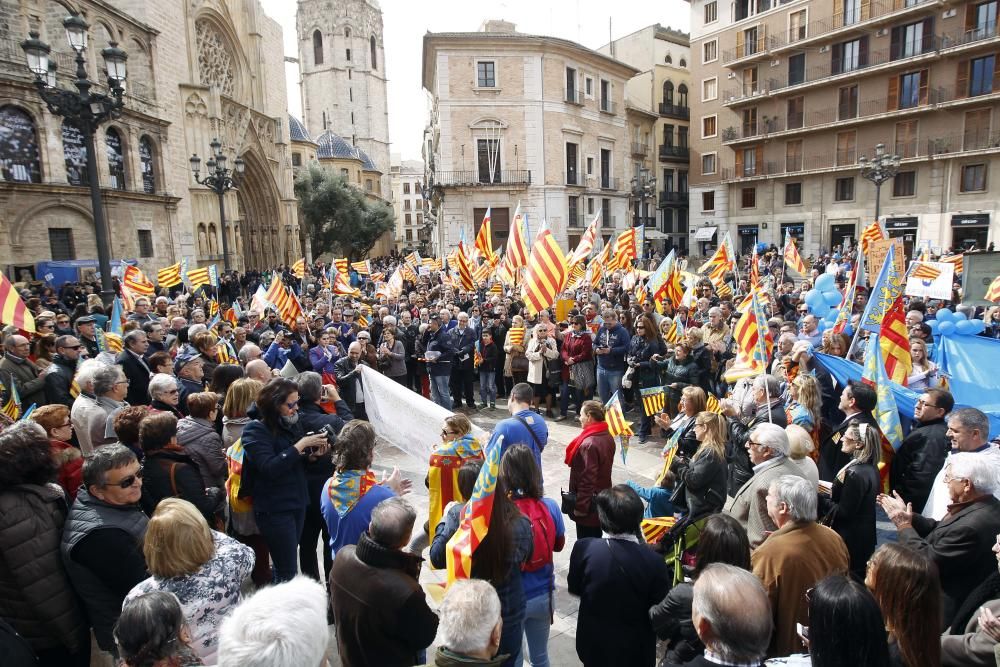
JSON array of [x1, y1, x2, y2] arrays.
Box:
[[568, 429, 616, 527], [561, 332, 594, 382], [51, 440, 83, 501]]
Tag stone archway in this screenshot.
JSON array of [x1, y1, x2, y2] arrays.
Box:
[[235, 149, 282, 270]]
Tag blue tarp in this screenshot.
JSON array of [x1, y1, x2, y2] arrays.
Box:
[[35, 259, 137, 288]]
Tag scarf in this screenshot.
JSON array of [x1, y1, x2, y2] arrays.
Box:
[[434, 433, 483, 460], [565, 421, 609, 466], [327, 469, 378, 519]]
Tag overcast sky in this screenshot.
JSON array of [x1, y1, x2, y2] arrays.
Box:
[[259, 0, 690, 162]]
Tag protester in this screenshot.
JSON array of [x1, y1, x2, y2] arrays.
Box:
[[148, 372, 184, 418], [628, 313, 666, 443], [671, 410, 729, 517], [485, 382, 547, 468], [43, 334, 83, 407], [568, 485, 670, 667], [503, 314, 529, 389], [922, 406, 1000, 519], [477, 329, 499, 409], [221, 378, 262, 448], [425, 579, 505, 666], [785, 423, 819, 489], [565, 399, 615, 539], [723, 374, 788, 494], [594, 309, 630, 404], [118, 330, 152, 406], [426, 413, 484, 532], [176, 392, 226, 489], [2, 334, 46, 408], [889, 388, 953, 513], [818, 381, 880, 481], [125, 498, 254, 663], [655, 384, 704, 458], [114, 591, 203, 667], [29, 404, 84, 500], [655, 341, 700, 417]]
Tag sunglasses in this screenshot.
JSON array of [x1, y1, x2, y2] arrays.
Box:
[[105, 466, 143, 489], [285, 401, 299, 410]]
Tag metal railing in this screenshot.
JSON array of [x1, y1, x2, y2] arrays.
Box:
[[631, 142, 649, 157], [658, 103, 690, 119], [568, 213, 587, 227], [659, 191, 689, 205], [600, 176, 621, 190], [434, 170, 532, 186], [722, 33, 769, 64], [768, 0, 936, 51], [659, 144, 690, 160], [960, 129, 1000, 152], [563, 171, 584, 186], [942, 21, 1000, 48], [600, 99, 616, 114]]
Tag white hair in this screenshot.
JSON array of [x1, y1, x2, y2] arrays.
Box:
[[947, 451, 1000, 495], [217, 577, 328, 667], [436, 579, 501, 656], [188, 323, 208, 338], [382, 315, 397, 326], [147, 373, 178, 400], [238, 343, 262, 365], [692, 564, 772, 663], [769, 475, 817, 523], [752, 422, 790, 456], [74, 358, 107, 391]]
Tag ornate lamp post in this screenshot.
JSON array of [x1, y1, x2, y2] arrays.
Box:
[[190, 138, 244, 273], [21, 14, 128, 306], [858, 142, 901, 223]]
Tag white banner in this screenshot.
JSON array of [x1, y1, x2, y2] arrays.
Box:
[[358, 365, 489, 466], [904, 261, 954, 300]]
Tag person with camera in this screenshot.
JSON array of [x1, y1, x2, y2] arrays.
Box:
[[240, 378, 330, 583], [296, 372, 354, 583], [625, 313, 666, 444], [262, 328, 307, 373], [335, 341, 369, 420]]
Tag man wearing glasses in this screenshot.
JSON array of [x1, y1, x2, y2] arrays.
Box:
[[62, 444, 149, 657], [44, 335, 86, 408], [0, 334, 46, 409], [75, 314, 100, 359], [889, 388, 955, 515]]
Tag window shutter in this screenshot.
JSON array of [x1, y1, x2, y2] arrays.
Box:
[[832, 44, 842, 74], [965, 4, 976, 34], [993, 53, 1000, 93], [736, 30, 745, 58], [890, 27, 901, 61], [887, 76, 899, 111], [735, 150, 744, 176], [922, 18, 933, 53], [755, 145, 764, 174], [956, 59, 969, 99], [861, 0, 872, 20], [859, 36, 869, 67], [918, 69, 929, 105]]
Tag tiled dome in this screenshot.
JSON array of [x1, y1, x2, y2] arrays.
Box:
[[354, 145, 377, 171], [315, 130, 360, 160], [288, 115, 314, 143]]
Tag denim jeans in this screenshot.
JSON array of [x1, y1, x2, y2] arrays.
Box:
[[479, 371, 496, 404], [255, 508, 306, 583], [596, 366, 624, 404], [516, 592, 553, 667], [430, 374, 453, 409]]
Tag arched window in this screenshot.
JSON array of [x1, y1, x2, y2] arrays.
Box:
[[0, 106, 42, 183], [313, 30, 323, 65], [370, 36, 377, 70], [139, 135, 155, 193], [678, 84, 689, 107], [345, 27, 351, 38], [662, 80, 674, 105], [62, 119, 88, 186], [665, 53, 673, 64], [680, 58, 687, 68], [105, 127, 126, 190]]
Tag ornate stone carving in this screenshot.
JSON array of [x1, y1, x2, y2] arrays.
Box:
[[195, 19, 236, 98], [184, 93, 208, 117]]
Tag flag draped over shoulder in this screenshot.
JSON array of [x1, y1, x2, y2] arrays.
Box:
[[0, 272, 35, 333], [156, 262, 183, 288], [122, 265, 155, 296], [880, 297, 912, 385], [446, 435, 502, 584], [521, 227, 568, 317]]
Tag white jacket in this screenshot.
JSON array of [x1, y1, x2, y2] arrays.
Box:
[[525, 337, 559, 384]]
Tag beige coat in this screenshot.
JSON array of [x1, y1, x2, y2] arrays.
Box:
[[941, 595, 1000, 666], [724, 455, 806, 548], [525, 336, 559, 385]]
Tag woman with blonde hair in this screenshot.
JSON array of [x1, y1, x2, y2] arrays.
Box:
[[786, 373, 823, 447], [190, 331, 220, 381], [786, 423, 820, 488], [221, 379, 263, 448], [667, 411, 728, 517], [427, 413, 484, 530], [908, 338, 939, 391], [654, 385, 706, 458], [504, 314, 529, 387], [124, 498, 254, 664]]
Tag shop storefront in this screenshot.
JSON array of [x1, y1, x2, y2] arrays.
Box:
[[885, 217, 918, 259], [830, 222, 856, 254], [738, 225, 759, 255], [780, 222, 804, 247], [951, 213, 990, 251], [695, 225, 718, 256]]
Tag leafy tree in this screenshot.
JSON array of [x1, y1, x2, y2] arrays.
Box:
[[294, 164, 395, 260]]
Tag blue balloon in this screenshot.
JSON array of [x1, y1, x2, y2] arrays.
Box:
[[823, 290, 843, 307], [972, 319, 987, 334], [938, 321, 956, 336], [804, 289, 824, 309], [817, 320, 828, 332], [952, 311, 967, 321], [824, 309, 839, 322], [927, 319, 939, 333], [955, 319, 975, 335], [936, 308, 954, 322], [815, 273, 836, 292]]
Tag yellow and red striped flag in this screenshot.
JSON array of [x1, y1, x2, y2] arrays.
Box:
[[123, 265, 155, 296], [724, 291, 773, 382], [400, 263, 417, 282], [454, 242, 475, 291], [508, 326, 525, 347], [187, 266, 212, 289], [0, 272, 34, 333], [782, 233, 808, 277], [265, 275, 304, 325], [941, 253, 964, 276], [662, 317, 683, 344], [506, 204, 530, 272], [291, 258, 306, 279], [475, 208, 496, 264], [335, 258, 349, 276], [223, 307, 238, 327], [611, 227, 638, 271], [489, 282, 503, 296], [567, 262, 586, 290], [217, 339, 238, 365], [446, 435, 502, 584], [859, 220, 886, 255], [472, 261, 491, 288], [749, 245, 761, 287], [351, 260, 372, 275], [880, 296, 912, 385], [605, 391, 634, 438], [332, 271, 360, 297], [156, 262, 183, 288], [1, 379, 20, 420], [569, 213, 601, 267], [910, 262, 942, 281], [405, 251, 421, 268], [986, 276, 1000, 303], [521, 227, 568, 317], [706, 393, 723, 414], [640, 516, 677, 544], [640, 386, 665, 417]]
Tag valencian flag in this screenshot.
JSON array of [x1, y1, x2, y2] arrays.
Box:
[[508, 326, 525, 347], [156, 262, 183, 288], [187, 265, 212, 289], [611, 227, 638, 271], [833, 247, 865, 335], [429, 432, 484, 539], [506, 204, 530, 272], [123, 264, 155, 296], [862, 333, 904, 491], [640, 386, 666, 417], [335, 258, 350, 276], [405, 250, 421, 269], [858, 242, 904, 334], [475, 208, 497, 264], [986, 276, 1000, 303], [605, 391, 634, 438], [941, 253, 964, 276], [217, 339, 239, 365], [522, 226, 568, 317], [446, 435, 503, 584], [566, 262, 586, 290], [782, 232, 808, 277], [332, 271, 360, 297], [0, 272, 35, 333], [351, 260, 372, 275], [706, 392, 723, 414], [640, 516, 677, 545], [697, 239, 731, 276], [454, 242, 476, 291], [859, 220, 886, 255], [1, 376, 19, 420], [568, 212, 601, 267], [109, 297, 124, 336], [880, 296, 912, 385], [265, 275, 304, 325], [291, 258, 306, 279]]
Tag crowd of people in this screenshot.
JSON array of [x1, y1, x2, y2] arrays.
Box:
[[1, 244, 1000, 667]]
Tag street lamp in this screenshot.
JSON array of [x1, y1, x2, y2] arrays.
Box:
[[858, 142, 901, 223], [190, 138, 244, 273], [21, 15, 128, 306]]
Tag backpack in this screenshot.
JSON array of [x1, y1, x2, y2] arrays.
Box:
[[513, 497, 556, 572]]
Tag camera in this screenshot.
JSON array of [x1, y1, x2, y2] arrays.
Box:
[[304, 424, 338, 455]]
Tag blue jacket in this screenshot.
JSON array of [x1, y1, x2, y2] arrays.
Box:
[[594, 323, 631, 371], [240, 405, 309, 513], [626, 480, 675, 518], [263, 340, 305, 370], [486, 410, 548, 474], [425, 327, 457, 377], [321, 481, 394, 557]]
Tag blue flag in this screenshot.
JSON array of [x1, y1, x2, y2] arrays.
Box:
[[861, 334, 904, 451], [857, 243, 903, 333], [109, 297, 124, 336]]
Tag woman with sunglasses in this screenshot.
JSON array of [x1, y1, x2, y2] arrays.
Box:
[[626, 313, 666, 444], [30, 404, 83, 501], [427, 414, 483, 532], [149, 373, 185, 418]]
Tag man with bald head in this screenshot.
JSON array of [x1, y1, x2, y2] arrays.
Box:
[[245, 359, 273, 384], [0, 334, 46, 408]]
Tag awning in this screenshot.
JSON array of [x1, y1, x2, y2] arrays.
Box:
[[643, 230, 669, 239], [695, 226, 718, 241]]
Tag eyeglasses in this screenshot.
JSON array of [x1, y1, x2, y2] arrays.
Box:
[[164, 389, 179, 395], [115, 380, 129, 386], [285, 401, 299, 410], [105, 466, 143, 489], [916, 398, 939, 409], [441, 429, 456, 437], [58, 421, 72, 429]]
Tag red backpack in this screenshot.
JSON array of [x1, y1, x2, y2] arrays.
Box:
[[513, 497, 556, 572]]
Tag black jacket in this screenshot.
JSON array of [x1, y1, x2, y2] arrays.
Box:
[[889, 418, 950, 512], [821, 461, 879, 578], [298, 398, 353, 508], [240, 404, 309, 513], [680, 450, 728, 517], [334, 358, 364, 413], [649, 581, 700, 663], [425, 327, 457, 377], [140, 449, 223, 521], [117, 350, 151, 406], [449, 326, 479, 370], [818, 411, 879, 482], [627, 336, 665, 389], [43, 354, 77, 408]]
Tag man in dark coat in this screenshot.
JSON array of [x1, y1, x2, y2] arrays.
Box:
[[818, 381, 880, 481], [117, 329, 152, 406], [449, 312, 479, 409], [44, 336, 85, 408], [568, 485, 670, 667], [334, 342, 368, 419], [425, 315, 457, 410], [889, 388, 953, 512], [330, 497, 438, 666]]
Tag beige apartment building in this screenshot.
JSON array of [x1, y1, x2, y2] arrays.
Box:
[[687, 0, 1000, 260], [601, 24, 693, 255], [421, 20, 638, 257], [390, 157, 428, 253]]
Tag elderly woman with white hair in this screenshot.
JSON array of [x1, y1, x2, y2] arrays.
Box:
[[148, 372, 184, 418]]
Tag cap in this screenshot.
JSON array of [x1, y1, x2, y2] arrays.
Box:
[[173, 347, 201, 374], [75, 315, 97, 325]]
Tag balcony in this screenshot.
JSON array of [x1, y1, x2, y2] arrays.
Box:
[[599, 99, 616, 114], [769, 0, 937, 53], [565, 90, 583, 105], [659, 144, 690, 161], [631, 142, 650, 157], [942, 21, 1000, 49], [722, 116, 786, 142], [563, 171, 585, 187], [600, 176, 621, 190], [658, 103, 690, 120], [659, 191, 689, 206], [959, 129, 1000, 152], [568, 213, 587, 227], [722, 31, 770, 65], [435, 170, 532, 187]]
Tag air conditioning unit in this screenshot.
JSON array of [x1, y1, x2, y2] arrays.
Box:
[[876, 28, 888, 37], [943, 8, 956, 18], [819, 45, 830, 53], [728, 72, 736, 79], [771, 60, 780, 67]]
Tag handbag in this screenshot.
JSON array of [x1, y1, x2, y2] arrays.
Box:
[[560, 489, 577, 515], [511, 354, 529, 374], [621, 365, 635, 389], [570, 359, 596, 392]]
